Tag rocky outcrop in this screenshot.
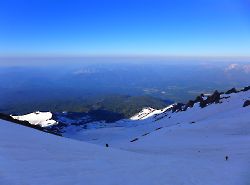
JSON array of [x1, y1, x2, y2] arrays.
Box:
[[206, 90, 221, 104], [241, 86, 250, 92], [243, 100, 250, 107], [194, 95, 204, 103], [171, 103, 185, 113], [225, 88, 237, 94], [171, 86, 244, 113], [199, 99, 207, 108], [183, 100, 195, 111]]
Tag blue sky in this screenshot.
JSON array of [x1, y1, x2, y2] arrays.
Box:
[[0, 0, 250, 57]]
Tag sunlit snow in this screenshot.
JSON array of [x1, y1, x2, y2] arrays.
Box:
[[1, 90, 249, 185]]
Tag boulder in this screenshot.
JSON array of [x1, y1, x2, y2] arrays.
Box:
[[243, 100, 250, 107]]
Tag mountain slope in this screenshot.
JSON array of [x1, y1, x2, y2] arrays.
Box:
[[0, 119, 149, 185], [60, 87, 250, 146], [0, 87, 250, 185]]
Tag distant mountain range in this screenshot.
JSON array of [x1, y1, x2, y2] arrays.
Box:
[[2, 61, 250, 117]]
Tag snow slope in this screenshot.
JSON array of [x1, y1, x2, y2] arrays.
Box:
[[70, 90, 250, 146], [1, 90, 250, 185]]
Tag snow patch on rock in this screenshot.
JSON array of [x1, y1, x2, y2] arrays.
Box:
[[12, 111, 57, 127], [130, 105, 173, 120]]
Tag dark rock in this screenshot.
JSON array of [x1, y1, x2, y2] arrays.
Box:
[[194, 95, 203, 103], [199, 99, 207, 108], [206, 90, 221, 104], [142, 133, 150, 136], [130, 138, 139, 142], [187, 100, 195, 107], [171, 103, 185, 112], [192, 95, 207, 108], [225, 88, 237, 94], [183, 100, 195, 111], [243, 100, 250, 107], [155, 127, 163, 131], [242, 86, 250, 92]]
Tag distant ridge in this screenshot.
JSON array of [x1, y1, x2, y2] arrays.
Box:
[[1, 85, 249, 137]]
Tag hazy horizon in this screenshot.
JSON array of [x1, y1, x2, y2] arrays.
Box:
[[1, 57, 250, 115], [1, 0, 250, 114]]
